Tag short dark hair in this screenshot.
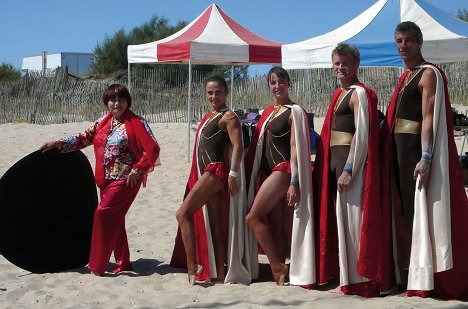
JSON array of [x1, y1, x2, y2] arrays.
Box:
[[103, 84, 132, 108], [267, 66, 291, 87], [395, 21, 423, 43], [204, 76, 228, 92], [332, 43, 360, 65]]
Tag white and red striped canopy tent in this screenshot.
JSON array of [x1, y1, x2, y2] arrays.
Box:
[[127, 3, 282, 65], [127, 3, 282, 159]]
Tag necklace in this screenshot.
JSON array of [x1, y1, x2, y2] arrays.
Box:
[[268, 105, 283, 123], [207, 111, 220, 123], [266, 104, 289, 165]]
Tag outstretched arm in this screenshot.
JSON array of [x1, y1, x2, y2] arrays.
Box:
[[41, 121, 97, 153]]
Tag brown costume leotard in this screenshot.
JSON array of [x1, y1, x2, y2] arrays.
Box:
[[198, 110, 230, 173], [260, 106, 292, 176], [330, 88, 356, 180], [392, 68, 425, 229]]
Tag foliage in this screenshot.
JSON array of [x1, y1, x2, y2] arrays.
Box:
[[90, 15, 250, 81], [0, 63, 21, 81], [457, 8, 468, 21], [128, 16, 186, 44], [91, 16, 187, 77], [211, 65, 249, 83], [91, 29, 130, 76]]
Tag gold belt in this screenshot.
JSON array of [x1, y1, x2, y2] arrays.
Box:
[[394, 118, 422, 135], [330, 130, 353, 146]]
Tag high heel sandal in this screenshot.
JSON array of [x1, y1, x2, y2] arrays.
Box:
[[188, 264, 203, 286]]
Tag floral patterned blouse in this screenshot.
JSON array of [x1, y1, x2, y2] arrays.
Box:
[[59, 115, 157, 181]]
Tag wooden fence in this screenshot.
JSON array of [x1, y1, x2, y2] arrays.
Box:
[[0, 62, 466, 125]]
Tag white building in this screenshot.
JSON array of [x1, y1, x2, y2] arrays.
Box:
[[22, 52, 94, 76]]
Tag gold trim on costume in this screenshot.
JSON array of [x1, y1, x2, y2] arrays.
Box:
[[394, 118, 422, 135], [330, 130, 354, 146]]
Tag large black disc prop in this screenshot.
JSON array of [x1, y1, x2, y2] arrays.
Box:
[[0, 150, 97, 273]]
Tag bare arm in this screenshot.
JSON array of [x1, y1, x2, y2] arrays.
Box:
[[413, 68, 436, 188], [286, 113, 300, 207], [221, 111, 243, 195], [337, 90, 359, 193]]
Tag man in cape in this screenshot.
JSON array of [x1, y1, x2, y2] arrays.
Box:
[[313, 43, 391, 297], [381, 21, 468, 300]]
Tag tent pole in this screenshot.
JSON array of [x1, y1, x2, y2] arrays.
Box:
[[230, 65, 234, 109], [187, 60, 192, 163], [127, 63, 131, 94]]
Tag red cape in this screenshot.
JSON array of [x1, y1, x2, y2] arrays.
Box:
[[313, 84, 393, 294], [381, 64, 468, 300]]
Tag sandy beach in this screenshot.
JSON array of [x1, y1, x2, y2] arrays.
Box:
[[0, 115, 467, 309]]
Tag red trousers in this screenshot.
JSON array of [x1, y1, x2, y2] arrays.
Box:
[[88, 179, 141, 275]]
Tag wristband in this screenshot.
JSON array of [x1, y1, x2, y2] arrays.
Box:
[[290, 176, 299, 187], [421, 151, 432, 162], [343, 162, 353, 175], [229, 170, 238, 178]]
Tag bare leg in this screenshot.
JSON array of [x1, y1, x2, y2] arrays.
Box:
[[267, 201, 287, 264], [176, 172, 224, 277], [246, 171, 290, 285], [206, 192, 226, 280]]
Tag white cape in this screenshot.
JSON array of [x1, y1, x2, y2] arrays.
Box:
[[407, 64, 452, 291], [335, 85, 372, 286], [246, 105, 316, 286]]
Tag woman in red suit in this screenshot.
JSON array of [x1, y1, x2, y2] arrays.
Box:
[[41, 84, 160, 276]]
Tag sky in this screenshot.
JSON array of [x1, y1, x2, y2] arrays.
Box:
[[1, 0, 466, 76]]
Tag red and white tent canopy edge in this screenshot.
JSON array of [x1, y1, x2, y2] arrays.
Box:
[[127, 3, 282, 65]]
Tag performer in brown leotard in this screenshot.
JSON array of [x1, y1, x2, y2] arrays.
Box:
[[174, 76, 252, 286], [392, 68, 424, 230], [329, 88, 356, 194], [260, 106, 292, 177], [314, 43, 386, 297], [381, 21, 468, 299], [197, 108, 230, 174], [245, 66, 315, 287]]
